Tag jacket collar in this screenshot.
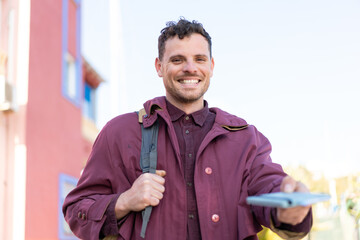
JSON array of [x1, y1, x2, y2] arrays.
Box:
[[142, 96, 248, 131], [142, 97, 167, 128], [166, 99, 209, 127]]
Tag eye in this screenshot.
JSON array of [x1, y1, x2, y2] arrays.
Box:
[[171, 58, 183, 64], [196, 57, 207, 62]]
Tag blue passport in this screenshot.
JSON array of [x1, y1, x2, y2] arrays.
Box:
[[246, 192, 331, 208]]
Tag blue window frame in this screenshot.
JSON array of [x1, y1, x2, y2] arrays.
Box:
[[58, 173, 79, 240], [62, 0, 82, 107], [83, 82, 96, 121]]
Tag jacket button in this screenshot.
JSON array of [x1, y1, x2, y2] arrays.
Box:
[[82, 213, 86, 220], [205, 167, 212, 175], [211, 214, 220, 223], [77, 212, 82, 218]]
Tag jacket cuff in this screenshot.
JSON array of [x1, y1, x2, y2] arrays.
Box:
[[100, 194, 121, 238]]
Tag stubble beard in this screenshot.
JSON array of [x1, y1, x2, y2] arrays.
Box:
[[166, 82, 210, 104]]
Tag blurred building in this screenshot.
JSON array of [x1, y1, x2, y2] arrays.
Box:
[[0, 0, 104, 239]]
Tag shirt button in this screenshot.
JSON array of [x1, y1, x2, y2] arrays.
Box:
[[188, 153, 192, 158], [188, 214, 194, 219], [187, 182, 193, 187], [185, 116, 190, 120], [185, 130, 189, 134], [212, 214, 220, 223], [205, 167, 212, 175]]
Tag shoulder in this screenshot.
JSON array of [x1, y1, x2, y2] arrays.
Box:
[[211, 107, 268, 141], [105, 111, 139, 128], [96, 112, 141, 144], [210, 107, 248, 128]]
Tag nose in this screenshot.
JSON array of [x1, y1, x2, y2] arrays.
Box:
[[183, 60, 197, 73]]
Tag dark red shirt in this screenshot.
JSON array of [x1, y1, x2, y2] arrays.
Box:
[[166, 100, 216, 240]]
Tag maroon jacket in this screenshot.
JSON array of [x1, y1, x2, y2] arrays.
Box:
[[63, 96, 312, 240]]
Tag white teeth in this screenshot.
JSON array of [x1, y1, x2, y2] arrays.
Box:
[[180, 79, 199, 84]]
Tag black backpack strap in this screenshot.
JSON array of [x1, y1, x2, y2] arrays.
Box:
[[137, 109, 159, 238], [139, 120, 159, 174]]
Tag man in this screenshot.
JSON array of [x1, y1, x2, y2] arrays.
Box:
[[63, 18, 312, 240]]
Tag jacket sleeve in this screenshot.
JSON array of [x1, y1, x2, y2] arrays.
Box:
[[62, 121, 134, 240], [246, 127, 312, 239]]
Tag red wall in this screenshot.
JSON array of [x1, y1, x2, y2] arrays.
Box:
[[26, 0, 92, 239]]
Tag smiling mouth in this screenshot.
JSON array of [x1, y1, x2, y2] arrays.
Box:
[[178, 79, 200, 84]]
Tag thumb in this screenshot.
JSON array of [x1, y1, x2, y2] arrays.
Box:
[[156, 170, 166, 177], [281, 176, 297, 193]]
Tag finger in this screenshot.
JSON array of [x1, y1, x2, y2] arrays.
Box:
[[143, 188, 164, 207], [150, 181, 165, 193], [280, 176, 297, 193], [151, 175, 166, 186], [149, 196, 161, 206], [294, 181, 310, 193], [151, 190, 164, 200], [156, 170, 166, 177], [141, 172, 165, 185], [140, 174, 165, 192]]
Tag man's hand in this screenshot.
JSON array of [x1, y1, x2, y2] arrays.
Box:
[[115, 170, 166, 219], [276, 176, 311, 225]]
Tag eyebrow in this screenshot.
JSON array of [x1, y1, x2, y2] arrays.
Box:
[[169, 55, 185, 60], [194, 54, 209, 58], [169, 54, 209, 60]]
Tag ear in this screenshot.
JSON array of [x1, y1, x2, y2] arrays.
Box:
[[155, 57, 163, 77], [210, 57, 215, 77]]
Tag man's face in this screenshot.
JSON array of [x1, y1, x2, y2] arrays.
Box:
[[155, 33, 214, 108]]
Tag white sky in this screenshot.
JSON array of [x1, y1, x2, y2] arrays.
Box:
[[82, 0, 360, 178]]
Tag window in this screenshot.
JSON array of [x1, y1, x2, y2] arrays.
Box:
[[64, 52, 77, 99], [62, 0, 81, 106], [82, 82, 96, 121], [58, 174, 78, 240], [81, 58, 104, 142]]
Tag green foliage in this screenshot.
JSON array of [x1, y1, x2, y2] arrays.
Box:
[[347, 194, 360, 222]]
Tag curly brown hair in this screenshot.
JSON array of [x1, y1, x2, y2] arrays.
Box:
[[158, 17, 212, 60]]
